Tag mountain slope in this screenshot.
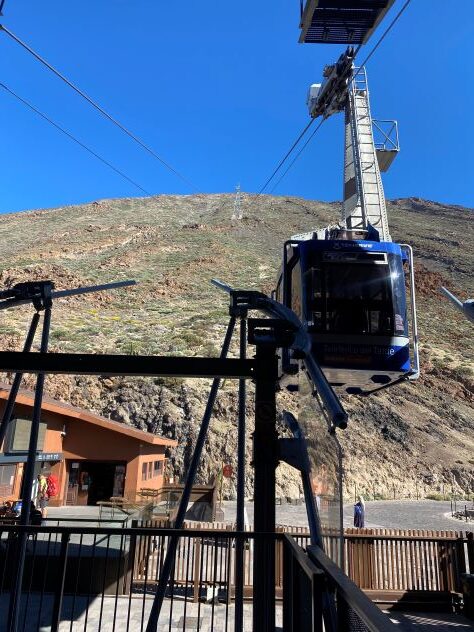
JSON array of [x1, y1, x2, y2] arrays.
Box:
[[0, 194, 472, 499]]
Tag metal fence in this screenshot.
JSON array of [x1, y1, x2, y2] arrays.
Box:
[[131, 520, 473, 611], [0, 524, 397, 632]]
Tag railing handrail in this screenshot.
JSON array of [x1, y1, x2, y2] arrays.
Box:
[[283, 531, 326, 578], [307, 542, 399, 632], [42, 517, 129, 524], [0, 524, 281, 538], [2, 522, 467, 542], [343, 533, 467, 543]]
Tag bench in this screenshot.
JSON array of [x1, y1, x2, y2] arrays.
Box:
[[97, 497, 128, 520]]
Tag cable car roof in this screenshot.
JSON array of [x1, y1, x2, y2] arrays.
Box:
[[299, 0, 395, 44]]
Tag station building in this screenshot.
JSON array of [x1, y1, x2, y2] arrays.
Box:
[[0, 384, 177, 506]]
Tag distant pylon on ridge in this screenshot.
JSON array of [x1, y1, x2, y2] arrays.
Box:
[[231, 183, 243, 220]]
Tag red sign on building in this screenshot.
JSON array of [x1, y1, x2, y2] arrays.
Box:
[[222, 464, 233, 478]]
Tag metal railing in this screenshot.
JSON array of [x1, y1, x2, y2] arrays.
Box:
[[307, 543, 399, 632], [0, 524, 398, 631], [282, 536, 399, 632]]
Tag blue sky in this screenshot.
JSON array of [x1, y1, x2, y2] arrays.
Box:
[[1, 1, 473, 213]]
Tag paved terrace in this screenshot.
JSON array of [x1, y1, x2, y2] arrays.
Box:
[[45, 499, 472, 532], [218, 500, 472, 532], [0, 595, 472, 631]]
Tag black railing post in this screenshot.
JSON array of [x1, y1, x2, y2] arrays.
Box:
[[283, 539, 294, 631], [19, 303, 52, 526], [0, 311, 40, 449], [252, 337, 278, 632], [8, 287, 52, 632], [51, 531, 70, 632], [312, 570, 325, 632], [234, 316, 247, 632]]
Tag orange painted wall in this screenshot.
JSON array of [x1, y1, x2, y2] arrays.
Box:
[[0, 401, 169, 505]]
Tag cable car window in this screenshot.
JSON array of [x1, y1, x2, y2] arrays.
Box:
[[291, 262, 302, 318], [310, 267, 323, 330], [326, 263, 391, 334], [308, 255, 407, 336], [388, 255, 408, 336], [275, 275, 282, 303]]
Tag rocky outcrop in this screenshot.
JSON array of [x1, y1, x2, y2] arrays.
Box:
[[0, 194, 472, 500]]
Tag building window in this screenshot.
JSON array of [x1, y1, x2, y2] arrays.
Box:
[[142, 460, 163, 481], [0, 464, 16, 497], [5, 418, 47, 453]]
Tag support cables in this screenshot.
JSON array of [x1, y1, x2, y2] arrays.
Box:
[[269, 119, 325, 194], [253, 0, 412, 197], [253, 118, 315, 199], [355, 0, 412, 71], [0, 24, 198, 192], [0, 82, 151, 195]]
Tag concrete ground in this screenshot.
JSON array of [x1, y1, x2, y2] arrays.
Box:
[[0, 593, 472, 631], [0, 594, 261, 631], [385, 611, 474, 631], [47, 499, 472, 532], [220, 499, 472, 532], [344, 500, 472, 532], [46, 505, 132, 526]]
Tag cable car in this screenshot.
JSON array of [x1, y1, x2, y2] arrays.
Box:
[[275, 231, 419, 394]]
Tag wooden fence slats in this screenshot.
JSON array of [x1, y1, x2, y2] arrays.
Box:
[[130, 520, 471, 607]]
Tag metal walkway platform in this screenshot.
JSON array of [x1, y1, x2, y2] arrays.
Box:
[[299, 0, 395, 44]]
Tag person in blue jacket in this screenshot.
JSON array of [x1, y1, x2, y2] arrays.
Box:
[[353, 495, 365, 528]]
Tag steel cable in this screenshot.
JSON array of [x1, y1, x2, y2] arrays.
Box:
[[0, 24, 198, 192], [354, 0, 412, 71], [269, 119, 325, 193], [254, 0, 412, 196], [0, 81, 151, 195], [254, 118, 315, 198]]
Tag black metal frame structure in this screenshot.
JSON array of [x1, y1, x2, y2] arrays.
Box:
[[0, 278, 395, 631]]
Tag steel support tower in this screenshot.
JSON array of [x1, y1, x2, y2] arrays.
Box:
[[343, 66, 390, 240]]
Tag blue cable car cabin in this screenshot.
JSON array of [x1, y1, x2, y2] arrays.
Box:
[[275, 237, 418, 394]]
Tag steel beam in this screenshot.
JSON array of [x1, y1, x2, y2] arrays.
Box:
[[252, 338, 278, 632], [0, 351, 255, 379]]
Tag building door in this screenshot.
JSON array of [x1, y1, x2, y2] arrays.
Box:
[[66, 461, 126, 506], [66, 462, 81, 506]]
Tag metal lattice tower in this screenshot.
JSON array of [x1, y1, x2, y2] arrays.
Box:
[[232, 183, 243, 220], [343, 67, 391, 241], [307, 46, 399, 241]]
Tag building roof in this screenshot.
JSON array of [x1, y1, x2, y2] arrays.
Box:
[[0, 383, 177, 447]]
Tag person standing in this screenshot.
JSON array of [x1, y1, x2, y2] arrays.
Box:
[[353, 495, 365, 528], [29, 501, 43, 526], [37, 473, 49, 519]]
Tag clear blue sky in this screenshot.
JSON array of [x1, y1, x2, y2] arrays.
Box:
[[1, 1, 473, 213]]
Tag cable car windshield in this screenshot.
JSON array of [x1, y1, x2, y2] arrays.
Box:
[[309, 253, 407, 336]]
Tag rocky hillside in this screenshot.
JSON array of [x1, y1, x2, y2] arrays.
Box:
[[0, 194, 472, 500]]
